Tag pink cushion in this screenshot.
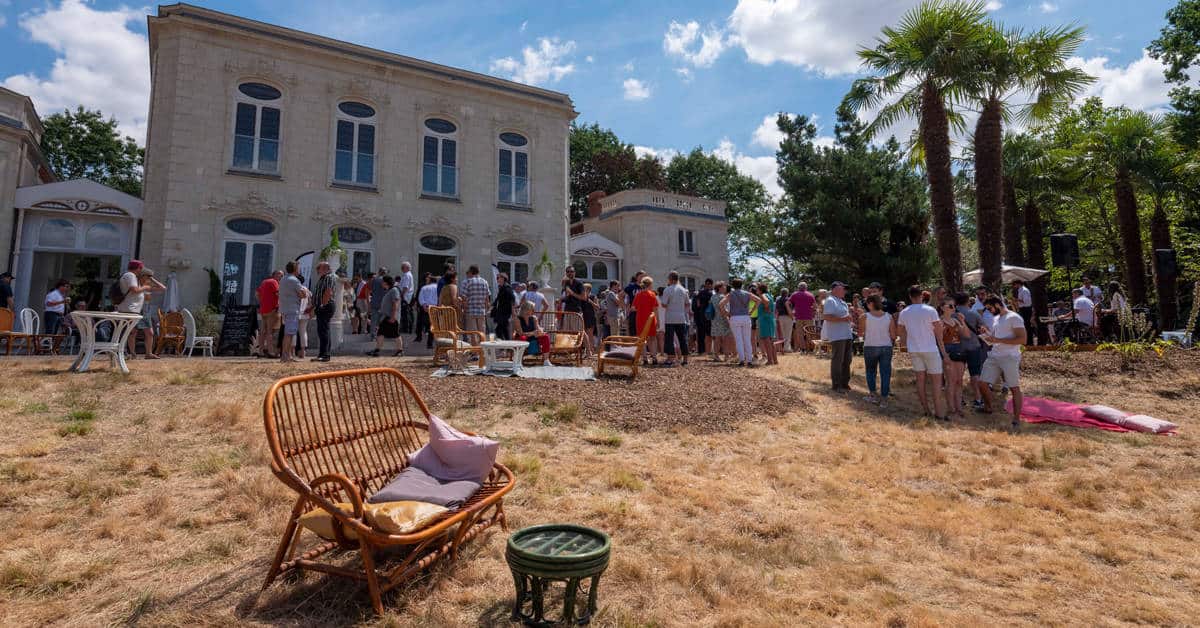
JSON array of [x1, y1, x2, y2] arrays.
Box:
[[1118, 414, 1178, 434], [1081, 405, 1127, 424], [407, 414, 498, 483]]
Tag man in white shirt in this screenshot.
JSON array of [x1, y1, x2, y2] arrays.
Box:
[[1069, 288, 1095, 326], [898, 285, 947, 419], [978, 295, 1027, 431], [823, 282, 855, 390], [43, 279, 70, 334], [521, 281, 548, 312], [1079, 276, 1102, 303], [660, 271, 692, 366], [415, 273, 438, 349], [1012, 279, 1034, 346], [278, 260, 310, 363], [397, 261, 414, 333]]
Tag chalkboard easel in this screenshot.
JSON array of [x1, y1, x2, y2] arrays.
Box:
[[218, 304, 258, 356]]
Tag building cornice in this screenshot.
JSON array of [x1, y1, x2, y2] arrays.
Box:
[[598, 205, 728, 223], [150, 3, 577, 115]]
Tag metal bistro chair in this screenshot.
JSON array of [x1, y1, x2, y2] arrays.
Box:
[[182, 308, 215, 357]]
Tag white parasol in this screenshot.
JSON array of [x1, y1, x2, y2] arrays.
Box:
[[164, 272, 181, 312], [962, 264, 1049, 286]]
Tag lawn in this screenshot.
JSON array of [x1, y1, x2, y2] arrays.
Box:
[[0, 350, 1197, 626]]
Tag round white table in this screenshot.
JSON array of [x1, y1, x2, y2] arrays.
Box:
[[480, 340, 530, 375], [69, 311, 144, 374]]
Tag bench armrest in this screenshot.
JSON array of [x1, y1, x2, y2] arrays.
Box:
[[307, 473, 370, 545], [601, 335, 640, 344]]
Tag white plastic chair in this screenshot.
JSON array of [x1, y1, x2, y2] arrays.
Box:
[[182, 308, 214, 357], [19, 308, 39, 334]]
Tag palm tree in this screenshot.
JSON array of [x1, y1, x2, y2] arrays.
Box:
[[1084, 110, 1158, 306], [846, 0, 992, 292], [1135, 133, 1185, 328], [971, 24, 1092, 290]]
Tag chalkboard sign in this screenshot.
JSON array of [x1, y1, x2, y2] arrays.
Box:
[[218, 305, 258, 355]]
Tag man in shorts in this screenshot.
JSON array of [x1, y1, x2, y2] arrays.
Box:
[[277, 261, 309, 363], [256, 270, 283, 358], [978, 295, 1026, 431], [897, 284, 947, 419]]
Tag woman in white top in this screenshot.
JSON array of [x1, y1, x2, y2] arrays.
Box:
[[297, 280, 311, 359], [859, 294, 896, 407], [1099, 281, 1127, 340]]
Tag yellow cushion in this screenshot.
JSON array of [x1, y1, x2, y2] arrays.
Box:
[[298, 501, 449, 540], [364, 501, 449, 534], [552, 334, 578, 349]]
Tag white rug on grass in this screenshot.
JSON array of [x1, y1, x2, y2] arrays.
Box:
[[431, 365, 595, 380]]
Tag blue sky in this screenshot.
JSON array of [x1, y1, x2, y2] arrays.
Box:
[[0, 0, 1181, 195]]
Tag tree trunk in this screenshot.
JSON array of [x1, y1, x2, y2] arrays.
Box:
[[1024, 198, 1050, 345], [921, 81, 963, 292], [1150, 196, 1176, 329], [973, 98, 1004, 291], [1002, 176, 1024, 266], [1113, 166, 1147, 305]]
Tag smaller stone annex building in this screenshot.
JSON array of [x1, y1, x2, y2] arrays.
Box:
[[569, 189, 730, 292]]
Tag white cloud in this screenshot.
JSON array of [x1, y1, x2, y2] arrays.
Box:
[[727, 0, 919, 76], [985, 1, 1003, 10], [751, 114, 786, 149], [1039, 2, 1058, 13], [585, 55, 594, 63], [663, 20, 728, 68], [633, 145, 679, 162], [2, 0, 149, 142], [622, 61, 635, 72], [519, 20, 528, 33], [712, 139, 781, 198], [675, 67, 693, 82], [489, 37, 577, 86], [622, 77, 651, 101], [1068, 50, 1172, 112]]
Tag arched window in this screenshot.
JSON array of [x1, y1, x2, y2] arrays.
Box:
[[85, 222, 122, 250], [419, 234, 456, 251], [333, 101, 376, 185], [336, 226, 374, 278], [591, 261, 608, 281], [496, 241, 530, 283], [222, 217, 275, 306], [572, 260, 588, 277], [232, 81, 282, 173], [498, 132, 529, 206], [39, 218, 76, 248], [422, 118, 457, 197]]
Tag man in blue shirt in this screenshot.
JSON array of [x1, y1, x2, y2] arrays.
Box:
[[623, 270, 644, 334], [823, 281, 855, 391]]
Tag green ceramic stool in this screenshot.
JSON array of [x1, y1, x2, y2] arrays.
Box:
[[506, 523, 611, 626]]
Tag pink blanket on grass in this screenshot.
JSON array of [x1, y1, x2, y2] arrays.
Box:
[[1006, 397, 1136, 432]]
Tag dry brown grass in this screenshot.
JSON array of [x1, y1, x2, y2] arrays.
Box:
[[0, 352, 1196, 626]]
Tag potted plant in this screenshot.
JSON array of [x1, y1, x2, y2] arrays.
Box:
[[320, 229, 348, 273], [534, 249, 555, 285]]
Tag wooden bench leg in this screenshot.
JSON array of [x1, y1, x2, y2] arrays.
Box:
[[263, 498, 305, 590], [360, 543, 385, 616]]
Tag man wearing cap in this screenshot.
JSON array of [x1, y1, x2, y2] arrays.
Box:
[[823, 281, 855, 391], [0, 271, 13, 310]]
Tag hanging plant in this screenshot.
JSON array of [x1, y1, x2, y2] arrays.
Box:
[[320, 229, 348, 267]]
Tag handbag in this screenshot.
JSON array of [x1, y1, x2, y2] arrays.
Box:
[[946, 343, 967, 362]]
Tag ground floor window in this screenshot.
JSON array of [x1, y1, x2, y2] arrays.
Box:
[[223, 240, 274, 306], [681, 276, 698, 292], [496, 241, 530, 283]]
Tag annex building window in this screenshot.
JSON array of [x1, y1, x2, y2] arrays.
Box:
[[222, 217, 275, 306], [334, 101, 376, 186], [422, 118, 457, 197], [232, 82, 282, 174], [678, 229, 695, 255], [498, 132, 529, 206]]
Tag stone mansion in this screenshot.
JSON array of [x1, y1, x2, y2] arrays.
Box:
[[2, 3, 728, 315]]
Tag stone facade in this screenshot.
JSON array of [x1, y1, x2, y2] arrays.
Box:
[[0, 87, 55, 276], [143, 4, 577, 310], [569, 189, 729, 291]]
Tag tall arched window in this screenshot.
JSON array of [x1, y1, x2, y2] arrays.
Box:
[[222, 217, 275, 305], [497, 132, 529, 206], [422, 118, 457, 197], [232, 81, 282, 173], [333, 101, 376, 186]]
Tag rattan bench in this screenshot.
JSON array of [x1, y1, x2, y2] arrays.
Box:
[[261, 367, 515, 614]]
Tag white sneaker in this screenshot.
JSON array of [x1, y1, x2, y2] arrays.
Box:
[[863, 394, 878, 404]]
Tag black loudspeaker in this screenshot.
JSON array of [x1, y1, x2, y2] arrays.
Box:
[[1155, 248, 1177, 277], [1050, 233, 1079, 267]]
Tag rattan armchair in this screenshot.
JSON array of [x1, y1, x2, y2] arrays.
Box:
[[155, 310, 187, 355], [0, 308, 34, 356], [596, 313, 655, 378], [429, 306, 484, 366], [261, 368, 515, 615]]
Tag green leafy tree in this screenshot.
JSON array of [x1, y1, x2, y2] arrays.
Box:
[[846, 0, 993, 292], [774, 106, 935, 295], [569, 122, 665, 222], [1149, 0, 1200, 148], [969, 23, 1092, 289], [39, 106, 144, 197]]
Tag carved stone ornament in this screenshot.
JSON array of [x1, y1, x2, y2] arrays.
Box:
[[407, 214, 473, 237], [203, 192, 299, 220], [31, 200, 128, 216], [572, 247, 617, 258], [223, 60, 298, 87], [486, 223, 529, 241], [311, 204, 393, 228]]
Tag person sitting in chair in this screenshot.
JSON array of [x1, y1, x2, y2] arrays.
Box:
[[515, 300, 551, 364]]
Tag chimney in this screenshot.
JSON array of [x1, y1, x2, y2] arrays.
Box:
[[586, 191, 606, 218]]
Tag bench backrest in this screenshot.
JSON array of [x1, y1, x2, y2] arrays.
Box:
[[0, 308, 12, 333], [263, 368, 431, 499], [430, 306, 461, 335], [159, 310, 185, 337]]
